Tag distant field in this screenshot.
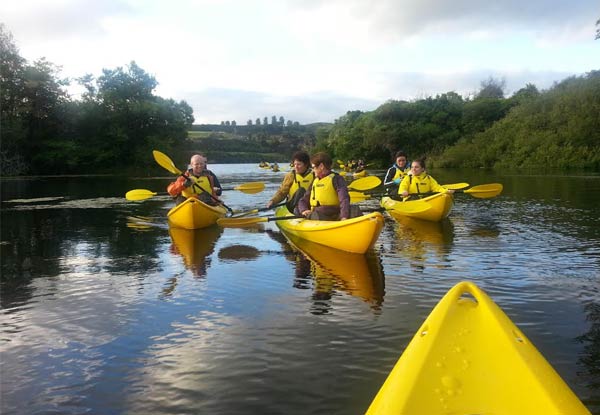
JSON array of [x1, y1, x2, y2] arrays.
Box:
[[187, 131, 214, 139], [187, 131, 239, 139]]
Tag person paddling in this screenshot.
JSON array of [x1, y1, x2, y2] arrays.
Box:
[[167, 154, 222, 205], [383, 150, 410, 194], [266, 151, 314, 214], [398, 157, 454, 200], [298, 152, 352, 221]]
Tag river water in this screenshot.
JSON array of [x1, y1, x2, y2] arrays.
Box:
[[1, 165, 599, 414]]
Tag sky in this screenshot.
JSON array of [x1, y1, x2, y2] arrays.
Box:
[[1, 0, 599, 124]]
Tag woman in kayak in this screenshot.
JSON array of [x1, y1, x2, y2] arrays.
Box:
[[383, 150, 410, 194], [399, 157, 454, 200], [298, 152, 352, 221], [167, 153, 222, 205], [266, 151, 314, 214]]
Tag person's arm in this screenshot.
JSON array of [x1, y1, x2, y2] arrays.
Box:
[[334, 175, 350, 220], [208, 171, 222, 196], [298, 183, 312, 216], [167, 174, 188, 197], [429, 176, 453, 194], [383, 166, 400, 186], [399, 175, 410, 197], [267, 172, 294, 207]]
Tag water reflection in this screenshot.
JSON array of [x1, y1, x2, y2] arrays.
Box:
[[576, 300, 600, 393], [218, 244, 262, 261], [388, 217, 454, 265], [168, 225, 223, 278], [276, 231, 385, 313]]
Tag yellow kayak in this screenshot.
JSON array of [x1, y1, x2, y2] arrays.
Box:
[[167, 197, 228, 229], [366, 281, 591, 415], [381, 193, 453, 222], [274, 206, 384, 254], [282, 232, 384, 305]]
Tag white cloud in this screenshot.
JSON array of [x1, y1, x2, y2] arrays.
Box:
[[1, 0, 598, 124]]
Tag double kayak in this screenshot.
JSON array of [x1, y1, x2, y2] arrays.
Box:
[[274, 206, 384, 254], [381, 193, 453, 222], [167, 197, 228, 229], [366, 281, 591, 414]]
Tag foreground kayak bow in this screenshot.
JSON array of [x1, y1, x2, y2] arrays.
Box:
[[366, 281, 591, 414]]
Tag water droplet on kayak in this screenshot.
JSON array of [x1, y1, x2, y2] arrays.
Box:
[[441, 375, 460, 389]]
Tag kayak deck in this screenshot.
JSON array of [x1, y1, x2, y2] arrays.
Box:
[[167, 197, 228, 229], [367, 281, 590, 414], [274, 206, 383, 254], [381, 193, 453, 222]]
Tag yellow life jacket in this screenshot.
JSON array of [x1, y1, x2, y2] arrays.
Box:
[[288, 170, 314, 199], [398, 172, 435, 195], [182, 175, 213, 198], [393, 166, 409, 181], [310, 173, 339, 207]]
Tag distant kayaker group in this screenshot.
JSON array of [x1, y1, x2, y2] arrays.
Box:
[[166, 149, 454, 223]]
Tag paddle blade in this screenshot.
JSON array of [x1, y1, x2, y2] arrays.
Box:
[[349, 191, 371, 202], [464, 183, 503, 198], [125, 189, 157, 201], [234, 181, 265, 194], [348, 176, 382, 191], [442, 182, 470, 190], [153, 150, 182, 175]]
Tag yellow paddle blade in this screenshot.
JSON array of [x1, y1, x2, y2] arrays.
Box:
[[443, 182, 470, 190], [234, 182, 265, 194], [464, 183, 503, 198], [348, 176, 382, 191], [125, 189, 157, 201], [349, 191, 371, 202], [153, 150, 182, 175], [340, 171, 348, 176]]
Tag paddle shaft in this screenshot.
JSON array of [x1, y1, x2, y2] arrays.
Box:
[[231, 202, 286, 217]]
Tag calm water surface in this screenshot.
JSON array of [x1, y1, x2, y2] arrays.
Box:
[[1, 165, 599, 414]]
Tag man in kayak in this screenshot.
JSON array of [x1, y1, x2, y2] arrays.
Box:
[[266, 151, 314, 214], [383, 150, 410, 194], [167, 153, 223, 205], [298, 152, 352, 221], [399, 157, 454, 200]]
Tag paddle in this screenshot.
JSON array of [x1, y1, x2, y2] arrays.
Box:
[[125, 181, 265, 201], [362, 201, 432, 215], [153, 150, 183, 175], [455, 183, 503, 198], [152, 150, 235, 212], [217, 215, 302, 227], [230, 201, 287, 217], [347, 176, 382, 191], [349, 183, 469, 203]]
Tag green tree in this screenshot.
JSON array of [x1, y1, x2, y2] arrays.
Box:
[[476, 76, 506, 99], [0, 24, 28, 174]]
